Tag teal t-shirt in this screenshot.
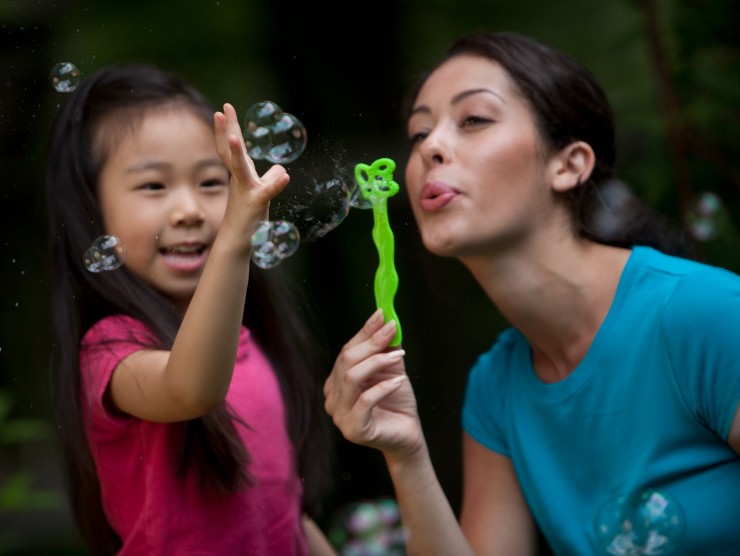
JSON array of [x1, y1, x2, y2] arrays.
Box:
[[462, 246, 740, 555]]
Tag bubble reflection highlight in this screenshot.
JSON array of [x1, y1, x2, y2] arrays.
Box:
[[687, 191, 724, 242], [595, 489, 685, 555], [328, 497, 406, 556]]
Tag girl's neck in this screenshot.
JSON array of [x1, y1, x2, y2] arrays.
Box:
[[461, 239, 631, 381]]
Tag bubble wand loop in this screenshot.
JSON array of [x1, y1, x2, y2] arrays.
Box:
[[354, 158, 402, 346]]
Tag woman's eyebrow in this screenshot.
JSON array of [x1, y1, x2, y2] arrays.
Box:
[[410, 87, 507, 117], [451, 87, 506, 105]]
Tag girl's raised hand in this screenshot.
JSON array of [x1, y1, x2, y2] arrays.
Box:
[[214, 103, 290, 226], [324, 310, 424, 457]]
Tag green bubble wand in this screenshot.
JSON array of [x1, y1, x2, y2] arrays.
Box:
[[354, 157, 402, 346]]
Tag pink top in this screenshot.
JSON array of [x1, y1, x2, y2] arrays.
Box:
[[80, 315, 308, 555]]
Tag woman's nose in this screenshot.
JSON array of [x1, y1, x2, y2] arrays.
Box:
[[419, 128, 448, 166]]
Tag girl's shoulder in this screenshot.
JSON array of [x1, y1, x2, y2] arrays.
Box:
[[81, 314, 157, 348]]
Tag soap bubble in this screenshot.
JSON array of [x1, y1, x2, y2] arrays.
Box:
[[273, 177, 351, 241], [595, 489, 685, 555], [83, 235, 126, 273], [328, 497, 406, 556], [687, 191, 724, 242], [50, 62, 81, 93], [349, 182, 373, 210], [243, 101, 307, 164], [251, 220, 300, 269]]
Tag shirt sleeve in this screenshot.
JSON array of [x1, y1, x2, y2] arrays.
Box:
[[79, 315, 159, 425], [461, 330, 517, 456], [663, 266, 740, 440]]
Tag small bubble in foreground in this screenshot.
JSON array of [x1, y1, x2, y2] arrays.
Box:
[[83, 235, 126, 273], [50, 62, 81, 93]]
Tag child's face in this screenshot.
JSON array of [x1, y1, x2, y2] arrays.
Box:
[[404, 54, 556, 260], [97, 108, 230, 308]]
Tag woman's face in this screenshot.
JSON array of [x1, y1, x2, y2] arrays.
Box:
[[405, 54, 561, 260]]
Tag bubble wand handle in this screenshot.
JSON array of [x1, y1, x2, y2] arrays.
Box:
[[354, 158, 402, 346]]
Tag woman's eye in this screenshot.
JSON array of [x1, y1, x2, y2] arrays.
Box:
[[462, 115, 491, 127], [408, 131, 428, 146]]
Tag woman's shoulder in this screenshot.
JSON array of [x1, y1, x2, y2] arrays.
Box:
[[468, 328, 524, 382], [631, 247, 740, 337], [635, 245, 739, 283]]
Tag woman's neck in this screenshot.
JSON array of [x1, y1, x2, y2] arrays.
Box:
[[461, 240, 630, 382]]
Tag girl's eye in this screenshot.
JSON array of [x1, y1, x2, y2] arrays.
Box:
[[139, 182, 165, 191], [201, 178, 227, 188]]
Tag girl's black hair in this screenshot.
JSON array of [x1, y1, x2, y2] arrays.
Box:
[[45, 62, 331, 554], [404, 31, 690, 256]]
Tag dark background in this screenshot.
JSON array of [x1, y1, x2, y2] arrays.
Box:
[[1, 0, 738, 553]]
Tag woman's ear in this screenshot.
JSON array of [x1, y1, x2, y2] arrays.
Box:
[[550, 141, 595, 193]]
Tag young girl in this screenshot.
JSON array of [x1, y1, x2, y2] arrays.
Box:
[[324, 32, 740, 555], [46, 63, 337, 555]]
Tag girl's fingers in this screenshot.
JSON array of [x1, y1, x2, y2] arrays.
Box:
[[216, 104, 258, 179], [218, 103, 290, 205], [213, 112, 231, 165], [259, 163, 291, 198], [227, 134, 258, 185]]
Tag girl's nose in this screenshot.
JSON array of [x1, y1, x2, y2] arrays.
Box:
[[170, 189, 205, 227]]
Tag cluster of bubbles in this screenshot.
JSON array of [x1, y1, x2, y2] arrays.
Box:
[[328, 497, 406, 556], [686, 191, 725, 242], [243, 101, 307, 165], [83, 235, 126, 273], [594, 488, 685, 555], [241, 102, 359, 265], [50, 61, 81, 93], [250, 220, 301, 269]]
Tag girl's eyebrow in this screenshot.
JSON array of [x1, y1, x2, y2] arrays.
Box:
[[125, 157, 224, 174], [125, 160, 170, 174], [410, 87, 507, 117]]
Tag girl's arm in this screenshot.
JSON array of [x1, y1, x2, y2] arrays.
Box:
[[302, 515, 339, 556], [110, 103, 289, 422]]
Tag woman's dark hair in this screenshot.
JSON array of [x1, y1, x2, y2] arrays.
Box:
[[404, 31, 689, 256], [46, 63, 331, 554]]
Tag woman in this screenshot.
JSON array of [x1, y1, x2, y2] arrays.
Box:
[[324, 31, 740, 555]]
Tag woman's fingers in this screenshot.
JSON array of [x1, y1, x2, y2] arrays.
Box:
[[324, 312, 398, 397], [325, 335, 405, 417], [338, 375, 408, 443], [344, 310, 396, 355]]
